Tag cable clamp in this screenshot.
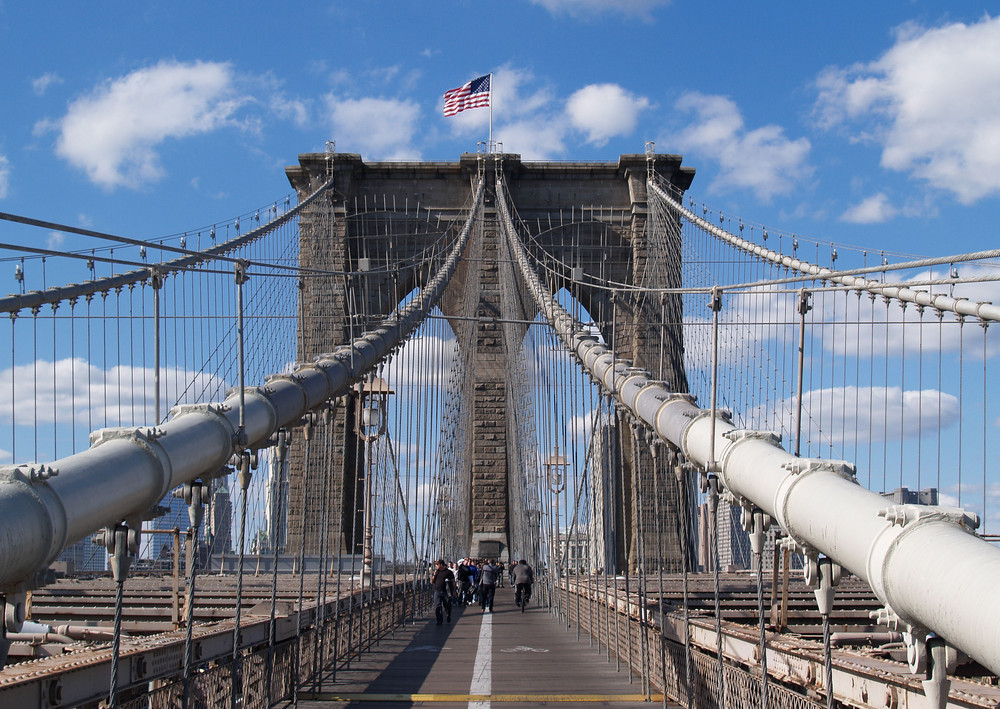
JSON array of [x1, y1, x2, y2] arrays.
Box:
[[869, 605, 901, 631], [877, 504, 980, 531], [722, 429, 781, 445], [11, 464, 61, 484], [780, 458, 856, 480]]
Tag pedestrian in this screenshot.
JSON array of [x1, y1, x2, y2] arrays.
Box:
[[478, 558, 500, 612], [431, 559, 456, 625], [456, 559, 473, 605], [468, 559, 479, 605], [497, 560, 506, 588]]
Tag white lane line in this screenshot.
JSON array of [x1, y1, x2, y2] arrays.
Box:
[[469, 611, 492, 708]]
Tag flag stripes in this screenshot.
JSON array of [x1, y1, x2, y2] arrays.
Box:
[[443, 74, 491, 116]]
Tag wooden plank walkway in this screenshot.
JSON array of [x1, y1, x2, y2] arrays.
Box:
[[296, 586, 674, 708]]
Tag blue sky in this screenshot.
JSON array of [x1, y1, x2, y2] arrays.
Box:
[[3, 1, 1000, 268], [2, 1, 999, 549]]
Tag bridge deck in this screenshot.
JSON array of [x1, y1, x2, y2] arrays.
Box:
[[295, 586, 673, 708]]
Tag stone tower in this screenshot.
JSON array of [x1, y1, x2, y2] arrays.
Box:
[[284, 152, 695, 571]]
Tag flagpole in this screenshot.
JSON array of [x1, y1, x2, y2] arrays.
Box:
[[489, 73, 494, 153]]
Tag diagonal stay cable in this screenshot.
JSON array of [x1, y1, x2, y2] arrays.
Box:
[[0, 177, 332, 315], [648, 177, 1000, 323]]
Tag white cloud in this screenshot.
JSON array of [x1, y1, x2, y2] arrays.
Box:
[[46, 231, 65, 251], [567, 409, 598, 442], [763, 385, 960, 445], [811, 264, 1000, 358], [0, 358, 227, 428], [444, 66, 568, 158], [940, 482, 1000, 531], [0, 155, 9, 199], [447, 68, 541, 126], [270, 94, 311, 128], [566, 84, 650, 146], [496, 119, 567, 160], [326, 94, 421, 160], [814, 15, 1000, 204], [667, 92, 812, 202], [687, 265, 1000, 362], [49, 60, 247, 190], [529, 0, 670, 20], [32, 72, 64, 96], [841, 192, 898, 223], [383, 334, 457, 388], [257, 73, 312, 129]]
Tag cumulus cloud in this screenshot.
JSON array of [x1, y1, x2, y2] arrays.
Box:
[[723, 267, 1000, 360], [764, 386, 960, 445], [383, 333, 457, 388], [529, 0, 671, 20], [0, 358, 227, 428], [269, 94, 311, 128], [0, 155, 9, 199], [813, 15, 1000, 204], [496, 119, 567, 160], [444, 66, 567, 158], [668, 92, 812, 201], [567, 84, 650, 146], [327, 94, 421, 160], [567, 409, 599, 442], [841, 192, 898, 223], [444, 67, 650, 158], [808, 264, 1000, 358], [32, 72, 64, 96], [46, 231, 65, 251], [256, 73, 312, 128], [48, 60, 247, 189]]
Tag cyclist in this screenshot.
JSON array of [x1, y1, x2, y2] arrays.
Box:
[[512, 559, 534, 609]]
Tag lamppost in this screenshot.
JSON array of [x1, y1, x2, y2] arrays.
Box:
[[355, 375, 392, 581], [544, 446, 568, 602]]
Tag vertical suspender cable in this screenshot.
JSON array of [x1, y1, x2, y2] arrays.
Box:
[[231, 451, 250, 707], [182, 486, 204, 709], [756, 526, 768, 709], [292, 415, 314, 707], [266, 429, 288, 702]]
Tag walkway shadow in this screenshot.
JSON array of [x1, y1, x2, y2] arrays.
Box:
[[311, 604, 471, 707]]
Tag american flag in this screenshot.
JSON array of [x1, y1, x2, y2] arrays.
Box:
[[443, 74, 491, 117]]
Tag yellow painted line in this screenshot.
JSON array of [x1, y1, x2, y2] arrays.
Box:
[[299, 692, 664, 702]]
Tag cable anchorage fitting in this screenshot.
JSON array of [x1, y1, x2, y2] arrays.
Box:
[[877, 504, 980, 531], [780, 458, 856, 481]]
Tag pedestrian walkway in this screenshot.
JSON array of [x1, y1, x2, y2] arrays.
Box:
[[296, 586, 672, 707]]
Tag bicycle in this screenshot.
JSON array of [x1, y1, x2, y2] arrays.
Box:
[[515, 582, 531, 612]]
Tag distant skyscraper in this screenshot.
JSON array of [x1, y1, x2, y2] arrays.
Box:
[[208, 478, 233, 555], [266, 450, 290, 552], [56, 537, 106, 573]]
